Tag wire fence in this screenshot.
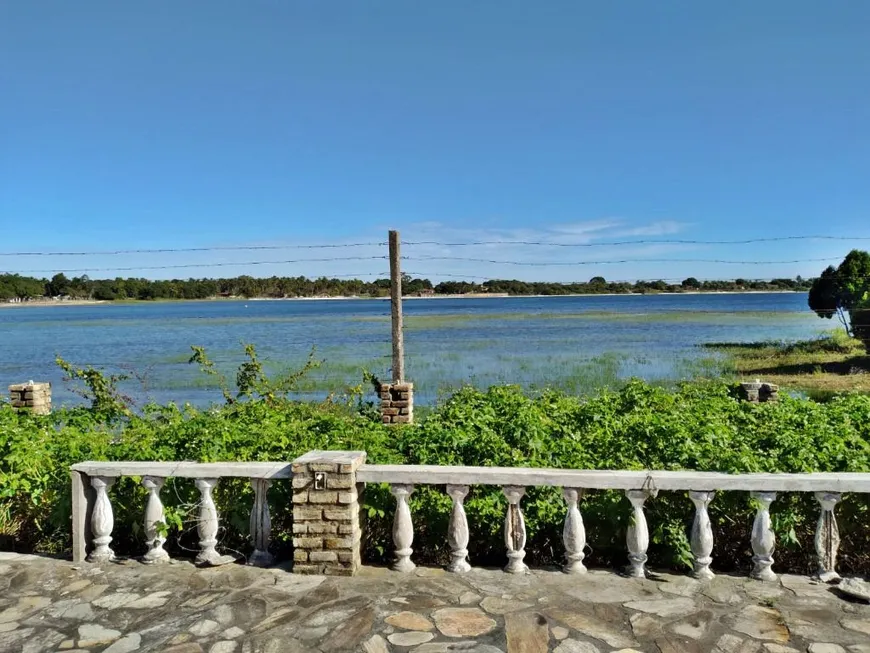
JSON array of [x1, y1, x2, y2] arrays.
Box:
[[2, 231, 867, 277], [3, 233, 870, 258]]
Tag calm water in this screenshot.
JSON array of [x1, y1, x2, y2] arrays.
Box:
[[0, 293, 825, 407]]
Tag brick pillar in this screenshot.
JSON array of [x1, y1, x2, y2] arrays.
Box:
[[291, 450, 366, 575], [380, 382, 413, 424], [740, 381, 779, 403], [9, 381, 51, 415]]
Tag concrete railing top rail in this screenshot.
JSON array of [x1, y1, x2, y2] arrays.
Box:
[[357, 464, 870, 492], [71, 461, 293, 479], [72, 461, 870, 493]]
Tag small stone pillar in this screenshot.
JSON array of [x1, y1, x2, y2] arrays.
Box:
[[291, 450, 366, 576], [380, 382, 413, 424], [740, 380, 779, 403], [9, 381, 51, 414]]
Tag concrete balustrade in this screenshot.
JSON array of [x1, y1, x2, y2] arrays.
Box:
[[72, 455, 870, 583], [71, 462, 293, 566]]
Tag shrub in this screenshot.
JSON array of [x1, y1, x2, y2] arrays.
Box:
[[3, 374, 870, 574]]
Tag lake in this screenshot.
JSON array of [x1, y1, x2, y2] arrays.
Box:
[[0, 293, 827, 407]]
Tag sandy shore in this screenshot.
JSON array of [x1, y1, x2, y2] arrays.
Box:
[[0, 299, 107, 308], [1, 290, 803, 308]]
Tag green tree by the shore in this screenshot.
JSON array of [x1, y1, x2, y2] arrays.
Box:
[[809, 249, 870, 350]]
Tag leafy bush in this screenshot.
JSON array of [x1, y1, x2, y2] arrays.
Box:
[[3, 367, 870, 575]]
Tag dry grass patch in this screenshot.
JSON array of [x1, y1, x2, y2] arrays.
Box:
[[706, 331, 870, 395]]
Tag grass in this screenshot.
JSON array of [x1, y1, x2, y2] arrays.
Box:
[[705, 330, 870, 395]]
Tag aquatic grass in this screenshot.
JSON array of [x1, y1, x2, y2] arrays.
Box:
[[397, 310, 815, 332], [149, 375, 225, 390], [174, 315, 339, 326], [672, 356, 728, 380], [150, 352, 200, 365], [11, 295, 825, 408]]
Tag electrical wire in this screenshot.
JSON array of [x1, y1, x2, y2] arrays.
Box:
[[403, 256, 841, 266]]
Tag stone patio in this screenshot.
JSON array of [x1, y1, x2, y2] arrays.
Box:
[[1, 552, 869, 653]]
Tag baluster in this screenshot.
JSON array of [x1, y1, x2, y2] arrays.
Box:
[[503, 486, 528, 574], [750, 491, 777, 581], [142, 476, 169, 563], [625, 489, 656, 578], [689, 491, 715, 580], [87, 476, 115, 563], [391, 484, 416, 572], [195, 478, 221, 566], [249, 478, 274, 567], [446, 484, 471, 573], [562, 488, 586, 574], [814, 492, 841, 582]]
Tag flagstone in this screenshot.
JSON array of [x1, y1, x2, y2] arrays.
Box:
[[433, 607, 497, 637]]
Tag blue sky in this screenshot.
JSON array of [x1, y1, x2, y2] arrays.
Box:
[[1, 1, 868, 283]]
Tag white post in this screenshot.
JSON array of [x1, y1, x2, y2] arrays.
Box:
[[391, 484, 415, 572], [689, 491, 715, 580], [503, 486, 528, 574], [195, 478, 221, 566], [249, 478, 274, 567], [446, 484, 471, 573], [625, 489, 656, 578], [562, 488, 587, 574], [814, 491, 841, 582], [142, 476, 169, 563], [87, 476, 115, 563], [750, 491, 777, 581]]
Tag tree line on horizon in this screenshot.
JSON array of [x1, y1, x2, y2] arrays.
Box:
[[0, 271, 813, 301]]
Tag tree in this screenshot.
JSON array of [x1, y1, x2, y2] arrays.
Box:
[[589, 276, 606, 285], [47, 273, 70, 297], [681, 277, 701, 289], [0, 274, 45, 300], [68, 275, 92, 299], [809, 250, 870, 349]]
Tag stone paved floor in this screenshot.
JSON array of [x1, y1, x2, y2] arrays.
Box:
[[1, 552, 869, 653]]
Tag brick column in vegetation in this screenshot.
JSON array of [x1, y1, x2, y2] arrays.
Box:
[[291, 450, 366, 576], [380, 382, 413, 424], [740, 380, 779, 403], [9, 381, 51, 414]]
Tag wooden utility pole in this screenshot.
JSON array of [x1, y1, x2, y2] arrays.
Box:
[[389, 230, 405, 383], [381, 230, 413, 424]]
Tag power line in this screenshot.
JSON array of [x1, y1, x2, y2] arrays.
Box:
[[2, 234, 869, 258], [6, 257, 388, 274], [0, 243, 385, 257], [403, 236, 870, 247], [403, 255, 841, 266], [402, 271, 824, 283], [403, 270, 493, 280]]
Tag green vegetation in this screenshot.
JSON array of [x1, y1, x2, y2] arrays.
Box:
[[446, 276, 812, 295], [707, 330, 870, 396], [0, 272, 410, 301], [3, 352, 870, 576], [1, 271, 811, 302], [809, 249, 870, 350]]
